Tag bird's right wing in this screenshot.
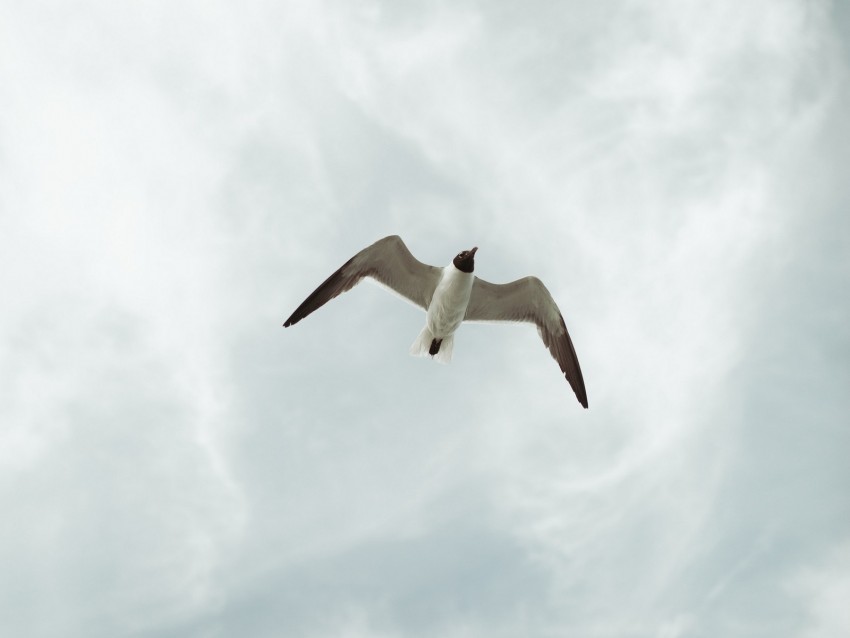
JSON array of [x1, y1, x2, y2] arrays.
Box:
[[465, 276, 588, 408], [283, 235, 442, 327]]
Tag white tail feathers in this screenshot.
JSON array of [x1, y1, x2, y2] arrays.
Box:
[[409, 326, 455, 364]]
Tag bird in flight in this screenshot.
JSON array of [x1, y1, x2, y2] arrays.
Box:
[[283, 235, 588, 408]]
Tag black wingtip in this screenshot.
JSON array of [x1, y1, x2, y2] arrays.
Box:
[[565, 373, 588, 409], [577, 388, 589, 409], [574, 390, 589, 409]]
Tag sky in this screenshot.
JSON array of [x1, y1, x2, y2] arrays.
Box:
[[1, 0, 849, 636]]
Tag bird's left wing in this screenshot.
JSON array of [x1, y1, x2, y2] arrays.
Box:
[[465, 276, 588, 408], [284, 235, 442, 327]]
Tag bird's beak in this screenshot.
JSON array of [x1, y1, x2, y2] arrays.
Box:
[[469, 247, 478, 256]]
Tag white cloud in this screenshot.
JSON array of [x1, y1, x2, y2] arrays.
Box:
[[1, 0, 848, 636], [790, 540, 850, 638], [1, 3, 247, 634]]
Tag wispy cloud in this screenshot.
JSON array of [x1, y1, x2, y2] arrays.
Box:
[[1, 0, 847, 636], [790, 540, 850, 638]]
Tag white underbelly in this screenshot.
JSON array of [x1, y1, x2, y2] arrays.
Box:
[[426, 268, 473, 337]]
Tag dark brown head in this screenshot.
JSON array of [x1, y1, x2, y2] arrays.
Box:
[[452, 246, 478, 273]]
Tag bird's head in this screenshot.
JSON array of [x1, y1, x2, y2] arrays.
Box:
[[453, 246, 478, 273]]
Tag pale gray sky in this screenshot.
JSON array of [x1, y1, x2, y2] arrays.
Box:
[[1, 1, 849, 637]]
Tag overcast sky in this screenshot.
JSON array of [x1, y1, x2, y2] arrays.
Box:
[[1, 1, 849, 636]]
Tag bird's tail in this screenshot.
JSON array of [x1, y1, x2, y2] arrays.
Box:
[[409, 326, 454, 364]]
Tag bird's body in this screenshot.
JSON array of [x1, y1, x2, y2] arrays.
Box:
[[283, 235, 588, 408], [410, 260, 475, 363], [428, 261, 475, 336]]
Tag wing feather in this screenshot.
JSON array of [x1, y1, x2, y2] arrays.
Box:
[[465, 276, 588, 408], [283, 235, 441, 327]]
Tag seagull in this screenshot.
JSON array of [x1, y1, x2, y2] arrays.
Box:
[[283, 235, 588, 408]]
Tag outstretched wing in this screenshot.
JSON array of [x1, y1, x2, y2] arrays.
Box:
[[283, 235, 442, 327], [465, 276, 588, 408]]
